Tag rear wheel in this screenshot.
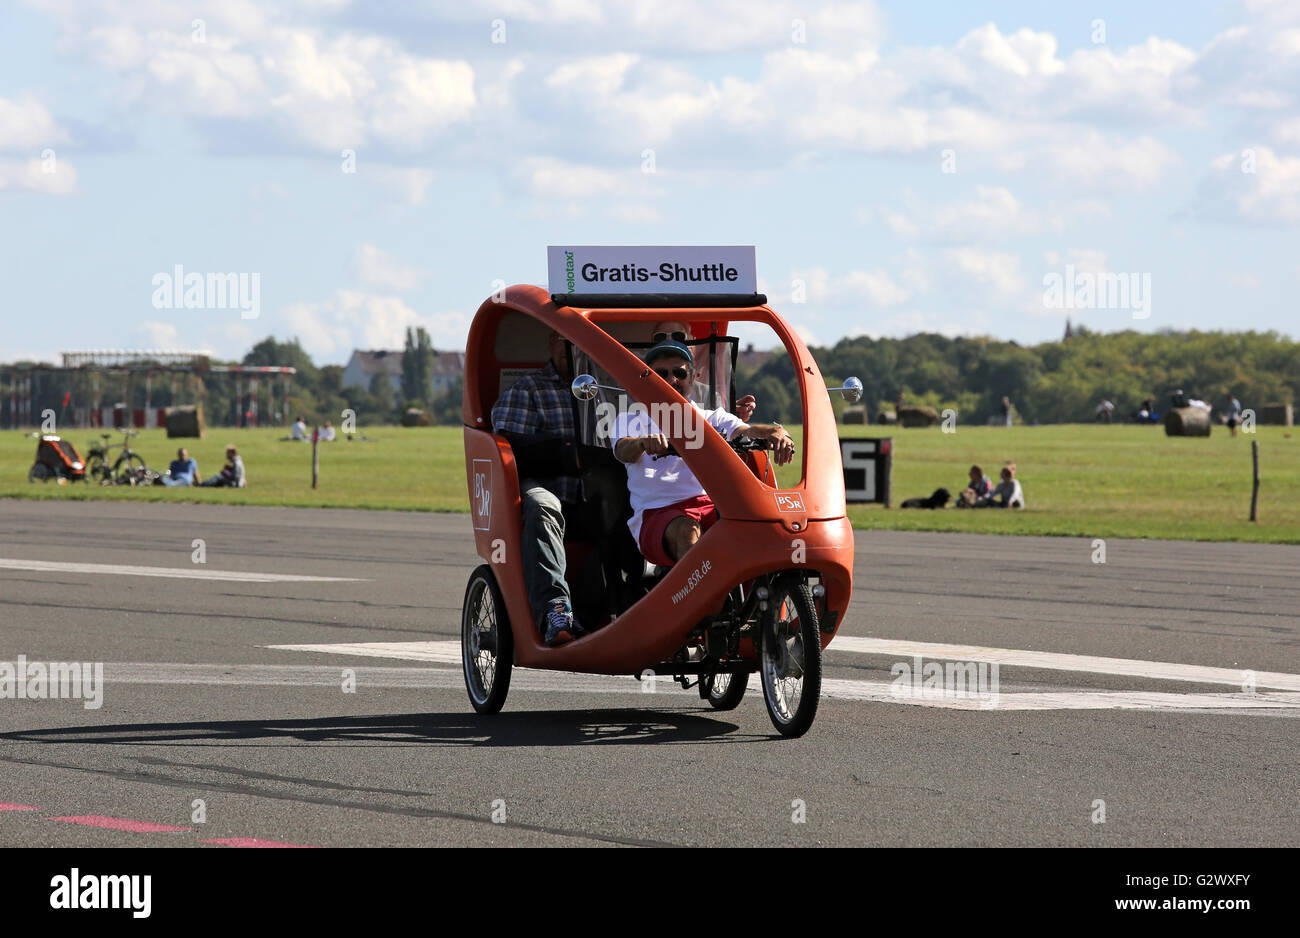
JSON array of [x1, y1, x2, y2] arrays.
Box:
[[701, 669, 748, 710], [114, 453, 146, 485], [461, 565, 514, 714], [28, 463, 51, 483], [758, 575, 822, 737]]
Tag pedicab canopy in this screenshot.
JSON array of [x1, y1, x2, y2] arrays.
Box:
[[461, 247, 854, 673]]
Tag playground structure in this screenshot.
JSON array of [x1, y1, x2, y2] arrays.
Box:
[[1, 350, 297, 430]]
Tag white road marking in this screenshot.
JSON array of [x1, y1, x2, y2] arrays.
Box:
[[262, 641, 1300, 714], [268, 641, 462, 664], [826, 636, 1300, 692], [0, 558, 363, 583]]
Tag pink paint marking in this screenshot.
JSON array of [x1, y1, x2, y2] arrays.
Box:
[[48, 815, 192, 833], [200, 837, 316, 848], [0, 803, 40, 811]]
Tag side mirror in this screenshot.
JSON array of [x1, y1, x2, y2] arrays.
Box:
[[571, 374, 599, 401], [828, 377, 863, 404]]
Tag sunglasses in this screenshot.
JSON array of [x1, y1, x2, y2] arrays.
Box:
[[652, 330, 687, 342], [653, 365, 691, 381]]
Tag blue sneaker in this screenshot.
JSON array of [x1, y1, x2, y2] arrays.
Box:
[[544, 604, 578, 646]]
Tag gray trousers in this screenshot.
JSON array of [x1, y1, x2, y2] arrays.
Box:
[[520, 481, 574, 631]]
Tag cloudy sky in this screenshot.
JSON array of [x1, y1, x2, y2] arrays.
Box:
[[3, 0, 1298, 363]]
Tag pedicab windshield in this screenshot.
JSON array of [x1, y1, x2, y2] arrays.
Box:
[[571, 333, 739, 452]]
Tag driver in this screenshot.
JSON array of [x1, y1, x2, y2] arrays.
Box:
[[649, 319, 756, 421], [612, 339, 794, 567]]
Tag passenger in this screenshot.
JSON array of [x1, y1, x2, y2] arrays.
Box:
[[162, 447, 201, 486], [612, 340, 794, 567], [990, 464, 1025, 509], [956, 464, 992, 508], [649, 320, 756, 422], [200, 445, 246, 488], [490, 330, 588, 646]]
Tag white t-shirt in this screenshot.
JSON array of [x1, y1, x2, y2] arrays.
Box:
[[611, 403, 746, 542], [291, 421, 308, 440]]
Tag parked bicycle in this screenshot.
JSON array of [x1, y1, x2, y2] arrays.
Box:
[[84, 428, 150, 485]]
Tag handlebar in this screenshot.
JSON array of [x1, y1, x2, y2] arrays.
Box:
[[651, 436, 771, 460]]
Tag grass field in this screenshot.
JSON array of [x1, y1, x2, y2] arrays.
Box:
[[2, 423, 1297, 543]]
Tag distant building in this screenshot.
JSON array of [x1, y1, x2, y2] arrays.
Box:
[[1064, 318, 1074, 341], [737, 343, 776, 373], [432, 350, 466, 393], [342, 349, 403, 395], [342, 348, 465, 397]]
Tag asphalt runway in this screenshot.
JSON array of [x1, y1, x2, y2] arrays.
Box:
[[1, 499, 1297, 847]]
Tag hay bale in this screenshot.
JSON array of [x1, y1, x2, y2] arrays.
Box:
[[897, 404, 939, 428], [876, 410, 898, 426], [402, 407, 432, 427], [1165, 406, 1211, 437], [841, 406, 866, 425], [1258, 403, 1293, 426], [165, 405, 205, 438]]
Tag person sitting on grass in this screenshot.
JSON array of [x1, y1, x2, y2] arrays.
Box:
[[162, 447, 201, 487], [956, 464, 992, 508], [990, 463, 1025, 509], [319, 420, 336, 442], [200, 445, 246, 488], [291, 416, 308, 441]]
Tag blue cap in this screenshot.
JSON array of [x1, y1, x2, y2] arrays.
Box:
[[645, 339, 693, 369]]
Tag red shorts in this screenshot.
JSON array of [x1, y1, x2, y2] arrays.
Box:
[[638, 494, 719, 567]]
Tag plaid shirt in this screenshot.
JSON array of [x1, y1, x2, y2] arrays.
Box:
[[491, 361, 581, 504]]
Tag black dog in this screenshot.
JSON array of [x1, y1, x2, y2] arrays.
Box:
[[900, 487, 950, 509]]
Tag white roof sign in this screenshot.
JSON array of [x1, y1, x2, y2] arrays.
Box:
[[547, 246, 756, 295]]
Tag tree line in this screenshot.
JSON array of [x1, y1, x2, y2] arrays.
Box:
[[737, 327, 1300, 425]]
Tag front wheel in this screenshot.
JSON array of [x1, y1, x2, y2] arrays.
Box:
[[758, 575, 822, 737], [701, 669, 748, 710], [461, 565, 514, 714], [87, 455, 110, 484]]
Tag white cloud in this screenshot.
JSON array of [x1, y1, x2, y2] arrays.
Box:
[[364, 165, 434, 205], [354, 244, 426, 292], [282, 290, 470, 361], [1020, 131, 1181, 189], [512, 157, 626, 199], [782, 266, 912, 308], [27, 6, 478, 152], [132, 321, 181, 347], [0, 157, 78, 195], [607, 202, 661, 223], [881, 186, 1046, 241], [946, 247, 1026, 300], [0, 95, 68, 150], [1193, 146, 1300, 224]]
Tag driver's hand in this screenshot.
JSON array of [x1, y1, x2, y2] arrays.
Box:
[[771, 429, 795, 466], [642, 433, 670, 456], [734, 394, 756, 422]]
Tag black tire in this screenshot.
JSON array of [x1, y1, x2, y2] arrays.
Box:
[[114, 453, 147, 485], [701, 669, 748, 710], [461, 565, 514, 714], [758, 575, 822, 737], [87, 455, 110, 484], [28, 463, 51, 483]]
